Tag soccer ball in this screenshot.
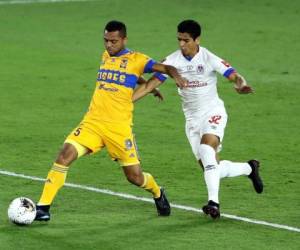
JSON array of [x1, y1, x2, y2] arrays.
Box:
[[7, 197, 36, 225]]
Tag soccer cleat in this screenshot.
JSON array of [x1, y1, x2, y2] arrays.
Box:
[[154, 188, 171, 216], [202, 200, 220, 219], [35, 205, 51, 221], [248, 160, 264, 193]]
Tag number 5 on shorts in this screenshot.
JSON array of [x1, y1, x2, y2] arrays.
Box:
[[74, 128, 82, 136]]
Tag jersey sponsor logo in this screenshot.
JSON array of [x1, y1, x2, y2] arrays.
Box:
[[221, 60, 231, 67], [209, 115, 222, 124], [97, 70, 126, 84], [187, 80, 208, 88], [98, 83, 118, 92], [97, 69, 138, 89]]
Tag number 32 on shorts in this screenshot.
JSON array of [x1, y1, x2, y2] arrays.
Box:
[[209, 115, 222, 125]]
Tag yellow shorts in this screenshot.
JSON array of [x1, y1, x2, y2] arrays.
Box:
[[66, 120, 140, 166]]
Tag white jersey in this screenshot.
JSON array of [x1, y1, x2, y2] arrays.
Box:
[[155, 47, 235, 120]]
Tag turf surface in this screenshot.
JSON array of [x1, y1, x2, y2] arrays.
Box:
[[0, 0, 299, 249]]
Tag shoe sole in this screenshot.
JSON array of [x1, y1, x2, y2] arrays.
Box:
[[35, 217, 50, 221]]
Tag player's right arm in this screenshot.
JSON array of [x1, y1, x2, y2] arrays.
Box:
[[152, 63, 187, 88]]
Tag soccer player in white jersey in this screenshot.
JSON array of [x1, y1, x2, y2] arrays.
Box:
[[133, 20, 263, 219]]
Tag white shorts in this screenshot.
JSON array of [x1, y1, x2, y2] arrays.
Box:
[[185, 106, 228, 160]]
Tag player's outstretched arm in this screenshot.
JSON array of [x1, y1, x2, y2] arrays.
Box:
[[133, 76, 163, 102], [228, 72, 254, 94], [152, 63, 187, 88]]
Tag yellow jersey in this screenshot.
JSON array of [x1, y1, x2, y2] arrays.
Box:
[[84, 49, 156, 124]]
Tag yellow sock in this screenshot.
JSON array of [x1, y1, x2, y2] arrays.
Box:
[[141, 172, 161, 198], [38, 163, 69, 205]]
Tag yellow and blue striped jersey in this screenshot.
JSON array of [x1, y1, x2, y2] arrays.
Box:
[[84, 48, 156, 124]]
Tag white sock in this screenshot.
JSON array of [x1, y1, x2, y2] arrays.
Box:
[[198, 144, 220, 204], [219, 160, 251, 179]]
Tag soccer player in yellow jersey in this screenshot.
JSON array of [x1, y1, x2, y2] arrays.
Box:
[[34, 20, 187, 221]]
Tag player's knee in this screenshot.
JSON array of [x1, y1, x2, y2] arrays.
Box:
[[126, 174, 143, 186], [125, 171, 143, 186], [123, 164, 144, 186], [55, 144, 78, 166], [200, 134, 220, 150]]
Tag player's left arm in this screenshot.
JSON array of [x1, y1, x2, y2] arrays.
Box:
[[208, 50, 253, 94], [227, 72, 254, 94]]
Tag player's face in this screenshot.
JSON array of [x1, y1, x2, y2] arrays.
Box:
[[177, 32, 199, 57], [104, 30, 127, 56]]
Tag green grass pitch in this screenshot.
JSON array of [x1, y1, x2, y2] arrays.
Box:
[[0, 0, 300, 249]]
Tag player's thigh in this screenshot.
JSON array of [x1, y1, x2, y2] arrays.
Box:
[[103, 123, 140, 167], [185, 119, 202, 160], [66, 121, 104, 154]]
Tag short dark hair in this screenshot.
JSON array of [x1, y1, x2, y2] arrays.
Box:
[[104, 20, 127, 38], [177, 20, 201, 40]]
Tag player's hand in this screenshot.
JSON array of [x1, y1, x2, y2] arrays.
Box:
[[175, 77, 188, 88], [152, 88, 164, 101], [235, 85, 254, 94]]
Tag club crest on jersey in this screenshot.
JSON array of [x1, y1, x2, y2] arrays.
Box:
[[120, 59, 128, 69], [197, 64, 204, 74], [125, 139, 133, 150]]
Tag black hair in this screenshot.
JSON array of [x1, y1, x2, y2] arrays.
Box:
[[177, 20, 201, 40], [104, 20, 127, 38]]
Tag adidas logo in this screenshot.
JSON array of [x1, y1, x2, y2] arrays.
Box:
[[45, 179, 52, 184], [129, 153, 135, 158]]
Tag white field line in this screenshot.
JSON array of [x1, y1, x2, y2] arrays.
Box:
[[0, 169, 299, 233], [0, 0, 94, 5]]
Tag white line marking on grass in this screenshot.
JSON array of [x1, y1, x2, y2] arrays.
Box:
[[1, 169, 299, 233], [0, 0, 94, 5]]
